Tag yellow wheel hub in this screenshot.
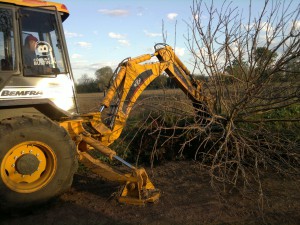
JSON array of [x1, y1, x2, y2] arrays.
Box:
[[1, 141, 57, 193]]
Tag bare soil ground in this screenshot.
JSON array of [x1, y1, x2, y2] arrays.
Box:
[[1, 161, 299, 225], [1, 92, 299, 225]]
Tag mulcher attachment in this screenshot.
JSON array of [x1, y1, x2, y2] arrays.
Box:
[[119, 168, 160, 205], [77, 133, 160, 205]]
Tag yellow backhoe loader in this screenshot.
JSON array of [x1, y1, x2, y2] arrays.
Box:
[[0, 0, 209, 208]]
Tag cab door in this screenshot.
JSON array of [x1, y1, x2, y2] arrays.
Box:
[[19, 8, 67, 76]]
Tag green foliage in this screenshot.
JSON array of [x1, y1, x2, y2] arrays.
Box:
[[239, 104, 300, 145], [76, 74, 99, 93], [76, 82, 99, 93], [254, 47, 278, 68], [254, 47, 279, 80], [147, 75, 167, 89], [95, 66, 113, 92], [75, 66, 115, 94], [263, 105, 300, 139], [194, 75, 209, 82], [225, 58, 249, 81], [75, 67, 182, 93], [262, 104, 300, 120], [224, 47, 280, 82], [281, 57, 300, 81]]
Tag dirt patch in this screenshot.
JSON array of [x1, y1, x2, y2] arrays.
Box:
[[1, 160, 299, 225], [76, 92, 104, 113]]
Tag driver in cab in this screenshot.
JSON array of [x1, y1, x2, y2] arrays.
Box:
[[23, 34, 53, 75]]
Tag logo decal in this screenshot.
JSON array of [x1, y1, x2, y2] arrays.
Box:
[[34, 41, 54, 66], [0, 87, 43, 99], [1, 90, 43, 96], [133, 78, 142, 87]]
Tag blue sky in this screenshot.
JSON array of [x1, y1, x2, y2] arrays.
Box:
[[57, 0, 298, 81], [59, 0, 199, 81]]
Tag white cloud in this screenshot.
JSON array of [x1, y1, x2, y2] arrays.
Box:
[[69, 59, 89, 70], [260, 22, 274, 34], [70, 59, 118, 81], [108, 32, 125, 39], [292, 20, 300, 29], [144, 30, 162, 37], [193, 13, 208, 21], [71, 54, 82, 59], [175, 47, 185, 57], [72, 60, 115, 71], [143, 47, 154, 54], [76, 42, 92, 48], [65, 31, 83, 38], [244, 22, 278, 46], [137, 6, 145, 17], [98, 9, 129, 16], [89, 62, 114, 70], [118, 40, 130, 46], [167, 13, 178, 20]]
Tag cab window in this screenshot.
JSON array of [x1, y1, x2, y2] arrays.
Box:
[[0, 8, 16, 71], [20, 8, 66, 76]]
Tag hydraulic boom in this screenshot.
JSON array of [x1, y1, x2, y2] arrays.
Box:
[[60, 44, 209, 205]]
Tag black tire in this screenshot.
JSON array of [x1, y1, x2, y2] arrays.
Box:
[[0, 116, 78, 209]]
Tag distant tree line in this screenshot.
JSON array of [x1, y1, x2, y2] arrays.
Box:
[[75, 66, 209, 93], [225, 47, 300, 84], [75, 66, 113, 93], [75, 45, 299, 94]]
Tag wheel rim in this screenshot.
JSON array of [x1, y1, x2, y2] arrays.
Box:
[[1, 141, 57, 193]]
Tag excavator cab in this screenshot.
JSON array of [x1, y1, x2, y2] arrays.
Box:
[[0, 1, 77, 117], [20, 8, 65, 76], [0, 1, 81, 210]]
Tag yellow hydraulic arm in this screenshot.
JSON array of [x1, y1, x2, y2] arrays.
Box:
[[60, 44, 208, 205], [99, 43, 208, 144]]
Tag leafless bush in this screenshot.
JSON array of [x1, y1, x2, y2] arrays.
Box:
[[183, 0, 300, 193], [120, 0, 300, 203]]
